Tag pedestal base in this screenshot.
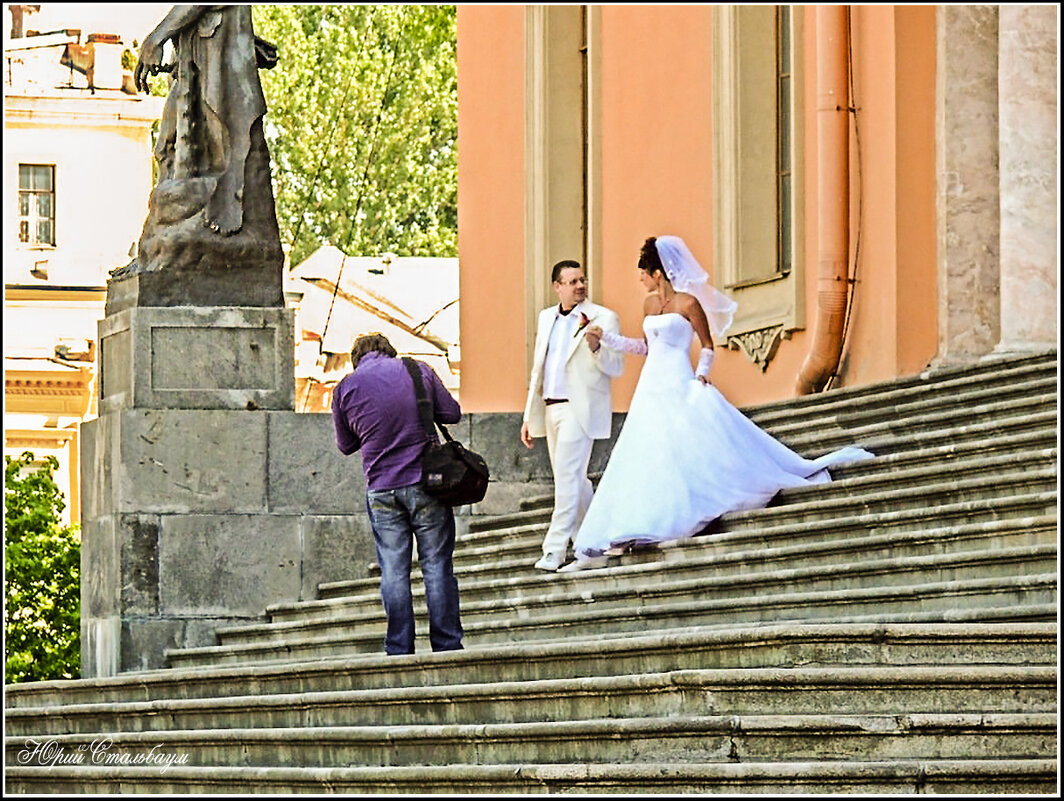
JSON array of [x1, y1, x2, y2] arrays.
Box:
[[79, 410, 374, 677]]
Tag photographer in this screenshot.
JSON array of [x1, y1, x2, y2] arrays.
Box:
[[331, 333, 463, 655]]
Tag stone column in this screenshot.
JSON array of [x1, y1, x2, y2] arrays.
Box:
[[934, 5, 1001, 364], [997, 5, 1058, 352]]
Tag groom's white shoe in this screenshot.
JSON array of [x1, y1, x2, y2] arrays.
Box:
[[557, 555, 609, 573], [534, 551, 568, 572]]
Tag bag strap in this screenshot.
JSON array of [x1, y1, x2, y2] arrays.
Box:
[[402, 357, 454, 443]]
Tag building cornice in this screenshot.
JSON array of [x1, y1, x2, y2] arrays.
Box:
[[4, 92, 164, 127], [5, 364, 94, 417], [4, 427, 78, 451], [5, 285, 108, 302]]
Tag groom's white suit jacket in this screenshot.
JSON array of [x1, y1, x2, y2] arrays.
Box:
[[523, 300, 624, 440]]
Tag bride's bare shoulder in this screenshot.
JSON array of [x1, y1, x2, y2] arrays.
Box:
[[675, 291, 700, 311]]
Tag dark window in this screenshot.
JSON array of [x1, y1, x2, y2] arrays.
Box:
[[776, 6, 792, 275]]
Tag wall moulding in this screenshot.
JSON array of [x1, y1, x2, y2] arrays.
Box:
[[726, 323, 790, 372]]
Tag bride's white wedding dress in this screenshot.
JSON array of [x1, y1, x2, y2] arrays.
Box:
[[570, 312, 874, 561]]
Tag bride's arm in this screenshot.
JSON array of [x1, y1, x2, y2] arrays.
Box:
[[587, 310, 628, 376], [678, 294, 716, 384]]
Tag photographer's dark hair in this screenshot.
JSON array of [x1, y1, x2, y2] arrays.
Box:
[[350, 332, 397, 370], [551, 259, 582, 283], [638, 237, 664, 276]]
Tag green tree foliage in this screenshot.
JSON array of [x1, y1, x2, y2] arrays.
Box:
[[4, 452, 81, 684], [253, 5, 458, 265]]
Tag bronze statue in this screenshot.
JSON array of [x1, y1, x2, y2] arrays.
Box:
[[114, 5, 283, 280]]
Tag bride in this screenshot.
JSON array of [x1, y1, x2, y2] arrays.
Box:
[[558, 235, 874, 572]]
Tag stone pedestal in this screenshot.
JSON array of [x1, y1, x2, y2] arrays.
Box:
[[79, 407, 375, 677], [80, 291, 344, 677]]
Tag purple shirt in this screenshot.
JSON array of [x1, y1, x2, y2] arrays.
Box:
[[331, 352, 461, 491]]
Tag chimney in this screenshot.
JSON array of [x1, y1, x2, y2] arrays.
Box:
[[58, 33, 126, 91], [8, 4, 41, 39]]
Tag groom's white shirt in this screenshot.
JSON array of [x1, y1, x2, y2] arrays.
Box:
[[523, 299, 624, 440]]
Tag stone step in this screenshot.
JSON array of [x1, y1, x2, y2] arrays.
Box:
[[5, 350, 1057, 796], [713, 468, 1057, 533], [284, 518, 1057, 623], [743, 349, 1057, 422], [7, 622, 1054, 709], [779, 396, 1056, 454], [448, 490, 1058, 588], [218, 544, 1055, 648], [464, 421, 1057, 536], [6, 758, 1058, 794], [6, 712, 1056, 769], [461, 547, 1057, 627], [8, 665, 1054, 737], [775, 446, 1056, 503], [165, 572, 1056, 670], [325, 448, 1056, 596], [408, 455, 1060, 585], [748, 372, 1057, 432]]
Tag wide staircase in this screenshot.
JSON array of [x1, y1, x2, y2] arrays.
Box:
[[5, 350, 1058, 794]]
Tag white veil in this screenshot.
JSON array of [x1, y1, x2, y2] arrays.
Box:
[[655, 235, 737, 340]]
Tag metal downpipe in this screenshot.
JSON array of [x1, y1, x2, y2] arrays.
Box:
[[796, 5, 851, 395]]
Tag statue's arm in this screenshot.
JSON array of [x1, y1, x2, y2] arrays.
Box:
[[134, 5, 211, 93]]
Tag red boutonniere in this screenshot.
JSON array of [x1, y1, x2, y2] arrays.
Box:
[[574, 312, 591, 337]]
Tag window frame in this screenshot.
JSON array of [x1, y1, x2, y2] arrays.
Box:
[[712, 5, 806, 370], [18, 163, 57, 248]]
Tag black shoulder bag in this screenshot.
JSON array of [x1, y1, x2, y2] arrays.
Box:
[[402, 358, 490, 506]]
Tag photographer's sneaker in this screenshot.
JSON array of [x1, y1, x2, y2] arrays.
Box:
[[533, 551, 567, 571]]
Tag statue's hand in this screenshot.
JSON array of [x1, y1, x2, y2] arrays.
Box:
[[134, 36, 166, 94]]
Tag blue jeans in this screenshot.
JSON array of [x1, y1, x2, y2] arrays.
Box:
[[365, 483, 463, 655]]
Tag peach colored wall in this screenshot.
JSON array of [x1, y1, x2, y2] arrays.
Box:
[[456, 5, 940, 413], [456, 6, 528, 411], [594, 5, 717, 408], [892, 5, 938, 376]]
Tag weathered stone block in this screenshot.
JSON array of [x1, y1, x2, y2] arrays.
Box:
[[81, 616, 120, 679], [158, 514, 302, 617], [590, 413, 625, 475], [300, 515, 377, 600], [104, 262, 283, 315], [80, 515, 119, 619], [182, 617, 247, 650], [267, 412, 365, 514], [79, 416, 115, 522], [119, 618, 186, 674], [468, 412, 552, 482], [119, 514, 160, 616], [469, 480, 554, 517], [98, 306, 295, 413], [118, 409, 268, 514]]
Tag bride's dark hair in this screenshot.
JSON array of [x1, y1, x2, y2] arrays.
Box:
[[638, 237, 665, 276]]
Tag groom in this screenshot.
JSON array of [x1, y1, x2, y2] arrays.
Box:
[[520, 260, 624, 571]]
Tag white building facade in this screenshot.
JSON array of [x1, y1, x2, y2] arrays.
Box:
[[3, 6, 164, 523]]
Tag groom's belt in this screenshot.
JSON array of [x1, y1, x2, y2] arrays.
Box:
[[544, 398, 568, 406]]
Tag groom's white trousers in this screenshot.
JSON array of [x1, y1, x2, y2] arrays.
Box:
[[542, 401, 595, 557]]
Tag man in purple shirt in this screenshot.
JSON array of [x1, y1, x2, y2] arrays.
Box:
[[332, 332, 463, 655]]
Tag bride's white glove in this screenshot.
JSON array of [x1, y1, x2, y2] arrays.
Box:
[[695, 348, 714, 383], [599, 330, 648, 356]]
